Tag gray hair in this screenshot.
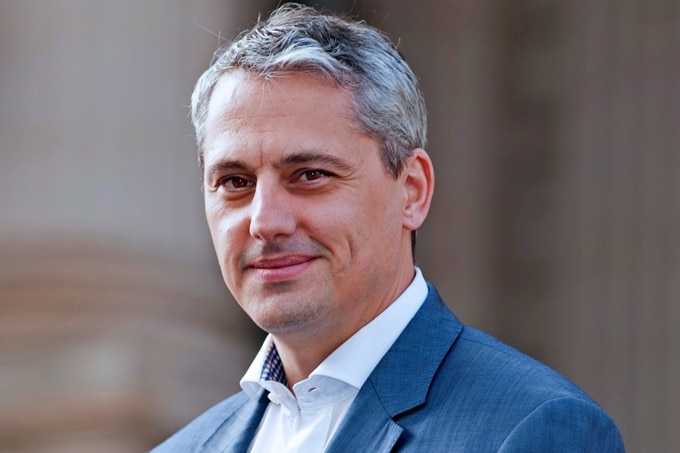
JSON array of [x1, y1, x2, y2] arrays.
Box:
[[191, 3, 427, 178]]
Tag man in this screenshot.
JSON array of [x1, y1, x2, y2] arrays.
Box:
[[154, 4, 624, 452]]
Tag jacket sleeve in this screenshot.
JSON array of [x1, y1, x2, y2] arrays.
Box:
[[497, 396, 625, 453]]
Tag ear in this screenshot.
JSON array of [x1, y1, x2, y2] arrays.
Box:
[[402, 148, 434, 231]]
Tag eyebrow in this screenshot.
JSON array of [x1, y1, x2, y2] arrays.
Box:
[[204, 160, 253, 184], [274, 151, 355, 172], [205, 150, 356, 182]]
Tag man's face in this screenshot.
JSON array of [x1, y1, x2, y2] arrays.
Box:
[[202, 70, 415, 344]]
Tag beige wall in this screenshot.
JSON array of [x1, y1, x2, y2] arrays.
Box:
[[0, 1, 268, 450], [362, 1, 678, 451], [552, 1, 680, 450], [1, 0, 678, 451]]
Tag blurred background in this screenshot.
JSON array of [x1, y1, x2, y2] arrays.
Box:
[[0, 0, 677, 451]]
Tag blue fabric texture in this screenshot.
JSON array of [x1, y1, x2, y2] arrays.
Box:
[[152, 284, 625, 452]]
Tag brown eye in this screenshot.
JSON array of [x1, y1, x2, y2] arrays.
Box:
[[300, 170, 326, 181], [222, 176, 253, 190]]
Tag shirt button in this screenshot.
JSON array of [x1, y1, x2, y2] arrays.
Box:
[[268, 393, 281, 404]]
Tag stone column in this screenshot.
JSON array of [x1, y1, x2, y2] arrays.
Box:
[[0, 1, 269, 450], [553, 1, 680, 451]]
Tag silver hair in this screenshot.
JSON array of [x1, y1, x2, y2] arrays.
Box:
[[190, 3, 427, 178]]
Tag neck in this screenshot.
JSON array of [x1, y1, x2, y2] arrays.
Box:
[[271, 263, 417, 388], [272, 334, 342, 388]]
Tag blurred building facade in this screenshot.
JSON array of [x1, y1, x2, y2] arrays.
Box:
[[0, 0, 678, 451]]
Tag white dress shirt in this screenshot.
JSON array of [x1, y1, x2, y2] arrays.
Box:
[[240, 268, 428, 453]]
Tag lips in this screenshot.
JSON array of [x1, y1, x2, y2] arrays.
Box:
[[247, 255, 317, 283]]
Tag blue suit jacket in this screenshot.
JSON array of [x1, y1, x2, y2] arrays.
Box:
[[153, 284, 624, 452]]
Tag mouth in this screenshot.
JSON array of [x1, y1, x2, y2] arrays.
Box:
[[246, 255, 318, 283]]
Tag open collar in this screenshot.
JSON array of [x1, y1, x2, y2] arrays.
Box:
[[325, 285, 463, 453]]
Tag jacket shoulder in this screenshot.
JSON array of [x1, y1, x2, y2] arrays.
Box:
[[497, 396, 625, 452], [150, 392, 251, 452], [452, 325, 590, 399], [411, 323, 625, 450], [389, 286, 624, 450]]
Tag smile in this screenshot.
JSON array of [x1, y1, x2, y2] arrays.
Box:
[[247, 255, 318, 283]]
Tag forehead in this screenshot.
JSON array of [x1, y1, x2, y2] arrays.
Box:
[[202, 70, 372, 168], [205, 70, 355, 133]]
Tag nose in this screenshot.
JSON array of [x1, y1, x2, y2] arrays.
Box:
[[248, 181, 296, 241]]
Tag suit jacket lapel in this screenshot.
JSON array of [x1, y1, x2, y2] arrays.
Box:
[[324, 384, 404, 453], [202, 392, 269, 453], [326, 284, 463, 453]]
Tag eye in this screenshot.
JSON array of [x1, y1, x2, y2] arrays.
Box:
[[298, 169, 329, 182], [220, 176, 254, 190]]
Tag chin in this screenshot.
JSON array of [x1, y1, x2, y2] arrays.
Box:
[[252, 301, 326, 335]]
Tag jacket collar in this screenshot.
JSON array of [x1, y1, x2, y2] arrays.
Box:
[[325, 284, 463, 453], [202, 284, 462, 453], [201, 392, 269, 453]]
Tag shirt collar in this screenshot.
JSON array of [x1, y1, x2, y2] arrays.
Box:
[[259, 341, 288, 387], [241, 267, 428, 399]]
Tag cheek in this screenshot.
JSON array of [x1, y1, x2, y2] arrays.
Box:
[[321, 191, 397, 259], [205, 203, 247, 262], [205, 206, 226, 250], [362, 185, 401, 228], [358, 187, 405, 256], [207, 214, 247, 295]]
